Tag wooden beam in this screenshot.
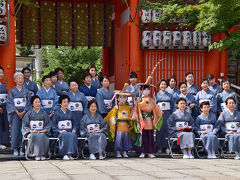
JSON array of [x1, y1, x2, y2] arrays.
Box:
[[40, 0, 116, 4]]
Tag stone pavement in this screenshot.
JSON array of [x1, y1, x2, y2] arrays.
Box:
[[0, 156, 240, 180]]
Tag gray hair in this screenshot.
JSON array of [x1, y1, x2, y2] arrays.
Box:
[[13, 72, 24, 80]]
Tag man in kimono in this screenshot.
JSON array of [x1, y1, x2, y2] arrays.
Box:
[[0, 66, 8, 149], [52, 95, 78, 160], [49, 71, 62, 97], [207, 74, 222, 96], [22, 67, 38, 97], [7, 72, 31, 156], [79, 72, 97, 102], [55, 68, 69, 95], [185, 71, 200, 97], [126, 72, 141, 107], [37, 75, 59, 118], [88, 65, 101, 89]]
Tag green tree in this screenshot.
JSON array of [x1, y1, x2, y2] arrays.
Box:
[[41, 46, 102, 85], [139, 0, 240, 57]]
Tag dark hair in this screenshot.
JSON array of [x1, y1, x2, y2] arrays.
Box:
[[88, 65, 96, 71], [158, 79, 167, 86], [142, 84, 150, 90], [200, 101, 210, 109], [167, 76, 177, 86], [30, 95, 41, 105], [201, 78, 209, 84], [179, 81, 187, 89], [207, 74, 215, 80], [55, 67, 64, 74], [87, 99, 98, 109], [69, 78, 79, 85], [185, 71, 194, 77], [176, 97, 187, 105], [226, 97, 236, 105], [0, 66, 4, 72], [129, 72, 138, 79], [99, 76, 109, 83], [221, 78, 230, 86], [22, 67, 31, 74], [83, 72, 92, 80], [48, 71, 57, 78], [59, 94, 70, 104], [42, 75, 51, 82]]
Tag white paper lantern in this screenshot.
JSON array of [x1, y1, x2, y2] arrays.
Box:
[[140, 10, 151, 23], [0, 1, 6, 16], [152, 10, 161, 22], [152, 30, 162, 48], [0, 24, 7, 42], [182, 31, 192, 47], [142, 30, 152, 48], [172, 31, 181, 47], [162, 30, 171, 47], [192, 31, 202, 47], [202, 32, 211, 47]]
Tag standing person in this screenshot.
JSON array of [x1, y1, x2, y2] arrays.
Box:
[[22, 67, 38, 97], [217, 78, 238, 113], [22, 96, 51, 161], [155, 79, 175, 153], [7, 72, 31, 156], [195, 78, 217, 115], [126, 72, 140, 107], [55, 68, 69, 95], [88, 65, 101, 89], [168, 98, 195, 159], [217, 97, 240, 160], [37, 75, 59, 118], [166, 76, 181, 102], [195, 101, 219, 159], [52, 95, 78, 160], [96, 76, 114, 118], [207, 74, 222, 96], [185, 71, 200, 97], [0, 66, 8, 149], [79, 72, 97, 102], [80, 100, 108, 160], [49, 71, 61, 97]]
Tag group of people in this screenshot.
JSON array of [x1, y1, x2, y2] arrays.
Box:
[[0, 64, 239, 161]]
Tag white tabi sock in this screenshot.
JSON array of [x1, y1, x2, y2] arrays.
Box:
[[182, 149, 188, 156]]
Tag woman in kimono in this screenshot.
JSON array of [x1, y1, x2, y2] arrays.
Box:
[[195, 101, 219, 158], [52, 95, 78, 160], [217, 97, 240, 160], [96, 76, 114, 118], [217, 78, 238, 113], [155, 79, 175, 153], [0, 66, 8, 149], [22, 96, 51, 160], [88, 65, 101, 89], [168, 97, 195, 159], [126, 72, 140, 107], [37, 75, 59, 118], [207, 74, 222, 96], [80, 100, 108, 160], [195, 78, 217, 114], [166, 76, 181, 101], [22, 67, 38, 97], [79, 73, 97, 102], [7, 72, 31, 156], [55, 68, 69, 95], [177, 82, 198, 119], [131, 84, 163, 158], [185, 71, 200, 97]]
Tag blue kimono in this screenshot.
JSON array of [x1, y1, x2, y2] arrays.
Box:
[[195, 89, 217, 114], [6, 86, 31, 150], [166, 87, 181, 102], [217, 109, 240, 153], [126, 84, 141, 107], [91, 78, 101, 89], [79, 84, 97, 102], [56, 80, 69, 95], [52, 109, 78, 157], [195, 112, 219, 152], [209, 83, 222, 96], [155, 90, 175, 150], [66, 90, 88, 130], [0, 82, 9, 144], [217, 90, 238, 112], [23, 80, 38, 96], [51, 83, 62, 97], [37, 87, 59, 115], [187, 83, 200, 96], [96, 88, 114, 117], [177, 93, 198, 119]]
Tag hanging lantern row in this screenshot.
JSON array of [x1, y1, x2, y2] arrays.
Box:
[[140, 9, 162, 24], [141, 30, 211, 50], [0, 1, 6, 16], [0, 24, 7, 42]]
